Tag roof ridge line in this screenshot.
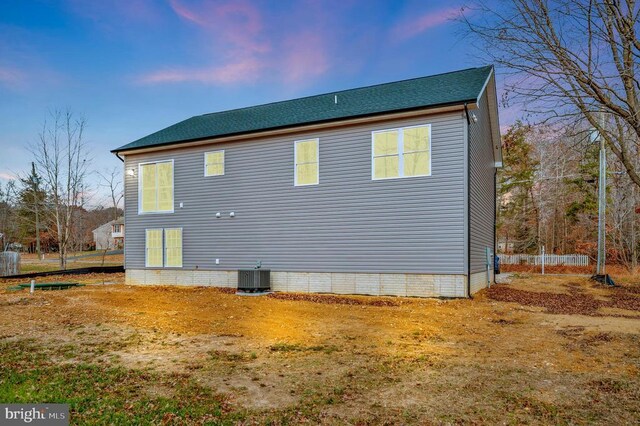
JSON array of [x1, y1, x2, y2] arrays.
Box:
[[112, 65, 495, 153], [198, 65, 492, 118]]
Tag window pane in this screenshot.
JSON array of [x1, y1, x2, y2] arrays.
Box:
[[403, 126, 429, 152], [404, 152, 430, 176], [206, 163, 224, 176], [146, 229, 163, 267], [296, 163, 318, 185], [140, 164, 157, 213], [373, 131, 398, 156], [296, 140, 318, 163], [158, 188, 173, 211], [206, 151, 223, 164], [374, 156, 399, 179], [157, 162, 173, 211], [165, 228, 182, 267], [205, 151, 224, 176], [142, 189, 156, 212]]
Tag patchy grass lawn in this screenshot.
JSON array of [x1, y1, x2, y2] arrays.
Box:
[[17, 253, 123, 274], [0, 273, 639, 424]]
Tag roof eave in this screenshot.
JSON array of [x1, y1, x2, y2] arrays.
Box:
[[112, 100, 476, 156]]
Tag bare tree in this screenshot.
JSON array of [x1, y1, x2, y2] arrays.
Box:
[[462, 0, 640, 187], [607, 140, 639, 270], [30, 109, 91, 269], [96, 167, 123, 265], [97, 167, 123, 221]]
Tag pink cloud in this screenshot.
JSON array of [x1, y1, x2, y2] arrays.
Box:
[[169, 0, 269, 54], [140, 1, 335, 87], [168, 0, 206, 26], [392, 6, 463, 40], [0, 66, 26, 87], [0, 61, 66, 91], [138, 57, 264, 85], [281, 33, 329, 83]]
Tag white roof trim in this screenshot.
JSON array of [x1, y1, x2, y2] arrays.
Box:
[[476, 67, 494, 106], [476, 67, 502, 166]]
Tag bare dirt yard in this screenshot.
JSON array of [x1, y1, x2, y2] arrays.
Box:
[[1, 272, 639, 424]]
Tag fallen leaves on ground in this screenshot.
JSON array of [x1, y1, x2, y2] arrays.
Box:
[[487, 282, 640, 316], [1, 272, 640, 424], [266, 292, 401, 307]]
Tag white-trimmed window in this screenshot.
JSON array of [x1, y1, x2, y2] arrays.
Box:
[[164, 228, 183, 267], [204, 150, 225, 176], [145, 228, 182, 268], [139, 160, 174, 213], [372, 124, 431, 180], [145, 229, 163, 267], [294, 138, 319, 186]]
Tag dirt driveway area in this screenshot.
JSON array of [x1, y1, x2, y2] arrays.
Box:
[[1, 273, 639, 424]]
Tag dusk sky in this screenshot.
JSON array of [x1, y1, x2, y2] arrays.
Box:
[[0, 0, 510, 204]]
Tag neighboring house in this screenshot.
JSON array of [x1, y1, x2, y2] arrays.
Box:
[[497, 240, 515, 253], [112, 66, 501, 297], [92, 217, 125, 250]]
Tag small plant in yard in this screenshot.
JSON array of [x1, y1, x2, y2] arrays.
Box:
[[208, 349, 255, 362], [269, 343, 339, 354], [269, 342, 305, 352]]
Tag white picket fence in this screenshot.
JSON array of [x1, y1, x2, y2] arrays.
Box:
[[499, 253, 589, 266], [0, 251, 20, 276]]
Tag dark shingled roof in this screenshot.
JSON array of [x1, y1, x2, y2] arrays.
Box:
[[113, 65, 493, 153]]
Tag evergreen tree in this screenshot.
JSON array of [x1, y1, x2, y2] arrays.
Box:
[[565, 142, 598, 225], [0, 180, 17, 251], [498, 122, 540, 254], [17, 163, 47, 256]]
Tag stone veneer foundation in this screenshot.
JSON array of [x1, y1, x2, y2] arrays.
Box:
[[470, 270, 494, 295], [125, 269, 493, 298]]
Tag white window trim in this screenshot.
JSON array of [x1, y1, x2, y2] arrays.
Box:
[[138, 159, 175, 215], [163, 227, 183, 268], [145, 228, 163, 268], [294, 138, 319, 186], [371, 124, 432, 180], [204, 150, 225, 177], [145, 227, 183, 268]]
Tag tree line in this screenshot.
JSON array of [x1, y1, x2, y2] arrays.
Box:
[[0, 109, 123, 269], [462, 0, 639, 270], [498, 121, 639, 270]]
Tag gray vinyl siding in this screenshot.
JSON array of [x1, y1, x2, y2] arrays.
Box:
[[123, 112, 467, 274], [468, 91, 496, 273]]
